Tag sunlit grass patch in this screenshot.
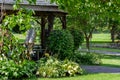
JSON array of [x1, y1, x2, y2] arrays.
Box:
[[39, 73, 120, 80]]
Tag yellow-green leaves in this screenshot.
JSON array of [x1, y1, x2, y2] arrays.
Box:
[[13, 0, 36, 10], [2, 8, 35, 31]]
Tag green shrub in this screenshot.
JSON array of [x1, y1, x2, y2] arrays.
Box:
[[47, 30, 74, 60], [73, 51, 101, 65], [68, 28, 84, 50], [36, 57, 83, 78], [0, 59, 37, 79], [0, 30, 29, 61]]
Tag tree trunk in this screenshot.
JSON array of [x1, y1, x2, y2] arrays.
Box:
[[111, 25, 116, 43], [85, 37, 90, 51], [111, 31, 115, 43]]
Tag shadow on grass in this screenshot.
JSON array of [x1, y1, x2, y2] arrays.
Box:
[[103, 55, 120, 59], [101, 55, 120, 68]]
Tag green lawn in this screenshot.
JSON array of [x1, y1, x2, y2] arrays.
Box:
[[13, 33, 26, 43], [90, 33, 119, 43], [13, 34, 26, 39], [101, 55, 120, 67], [14, 33, 114, 43], [13, 33, 40, 44], [14, 33, 113, 43], [37, 74, 120, 80], [91, 33, 111, 42], [81, 33, 120, 53]]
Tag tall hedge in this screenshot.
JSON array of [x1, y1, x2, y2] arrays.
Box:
[[47, 30, 74, 60], [68, 28, 84, 50]]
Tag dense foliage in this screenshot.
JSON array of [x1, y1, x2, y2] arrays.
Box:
[[0, 0, 106, 79], [0, 59, 37, 79], [2, 8, 35, 31], [0, 30, 28, 61], [0, 1, 37, 79], [73, 51, 101, 65], [37, 56, 83, 78], [0, 8, 36, 61], [47, 30, 74, 60], [68, 28, 84, 50]]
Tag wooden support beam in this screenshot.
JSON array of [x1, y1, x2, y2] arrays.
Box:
[[59, 16, 67, 29], [47, 15, 55, 36], [62, 16, 67, 29], [41, 17, 46, 49]]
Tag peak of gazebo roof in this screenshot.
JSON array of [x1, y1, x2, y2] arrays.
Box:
[[0, 0, 56, 6]]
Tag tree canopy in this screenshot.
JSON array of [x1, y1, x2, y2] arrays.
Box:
[[52, 0, 120, 49]]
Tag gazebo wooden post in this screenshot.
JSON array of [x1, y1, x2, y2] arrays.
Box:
[[0, 11, 5, 23], [62, 15, 66, 29], [41, 17, 46, 49], [47, 15, 55, 35]]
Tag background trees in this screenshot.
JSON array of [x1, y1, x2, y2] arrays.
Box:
[[52, 0, 120, 50], [102, 0, 120, 43], [53, 0, 102, 50]]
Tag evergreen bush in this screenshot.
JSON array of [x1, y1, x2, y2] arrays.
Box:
[[47, 30, 74, 60], [68, 27, 84, 50], [73, 51, 101, 65]]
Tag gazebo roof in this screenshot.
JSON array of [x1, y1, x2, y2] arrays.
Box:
[[0, 0, 67, 16], [0, 0, 53, 5]]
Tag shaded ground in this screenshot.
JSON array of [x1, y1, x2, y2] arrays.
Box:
[[80, 49, 120, 56], [81, 65, 120, 73]]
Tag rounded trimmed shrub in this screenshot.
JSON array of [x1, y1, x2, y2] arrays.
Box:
[[47, 30, 74, 60], [73, 51, 101, 65], [68, 27, 84, 50]]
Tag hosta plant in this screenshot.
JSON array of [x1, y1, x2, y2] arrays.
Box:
[[0, 59, 37, 79], [36, 56, 83, 78]]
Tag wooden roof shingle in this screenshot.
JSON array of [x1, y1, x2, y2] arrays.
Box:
[[0, 0, 55, 6]]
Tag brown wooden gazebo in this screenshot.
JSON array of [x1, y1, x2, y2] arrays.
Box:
[[0, 0, 67, 49]]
